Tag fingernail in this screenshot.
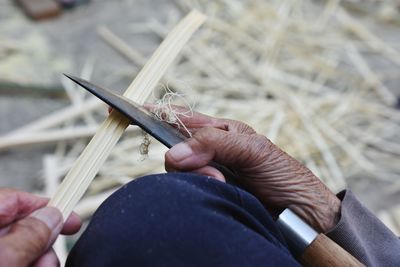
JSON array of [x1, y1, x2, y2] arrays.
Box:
[[30, 207, 62, 230], [168, 143, 193, 162]]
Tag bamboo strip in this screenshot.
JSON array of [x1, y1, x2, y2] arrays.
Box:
[[43, 156, 68, 267], [336, 8, 400, 65], [97, 26, 188, 97], [284, 124, 323, 180], [4, 97, 103, 136], [0, 126, 100, 151], [289, 96, 346, 189], [346, 44, 396, 105], [49, 10, 206, 219], [266, 110, 285, 143], [97, 26, 146, 66], [146, 20, 234, 81], [60, 58, 97, 126], [313, 117, 374, 172], [53, 61, 98, 163], [0, 125, 140, 151]]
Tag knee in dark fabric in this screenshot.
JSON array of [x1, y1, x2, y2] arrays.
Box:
[[66, 173, 300, 267]]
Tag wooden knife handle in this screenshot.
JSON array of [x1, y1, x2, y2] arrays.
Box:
[[299, 233, 365, 267]]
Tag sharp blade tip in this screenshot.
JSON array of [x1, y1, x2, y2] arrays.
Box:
[[63, 74, 88, 88], [63, 73, 79, 81]]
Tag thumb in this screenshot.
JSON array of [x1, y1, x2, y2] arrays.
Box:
[[165, 127, 270, 172], [0, 207, 63, 267]]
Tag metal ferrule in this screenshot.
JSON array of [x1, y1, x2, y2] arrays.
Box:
[[276, 208, 318, 256]]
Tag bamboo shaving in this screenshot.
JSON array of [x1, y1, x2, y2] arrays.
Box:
[[152, 83, 195, 137]]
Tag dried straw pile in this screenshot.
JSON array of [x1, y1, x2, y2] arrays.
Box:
[[144, 0, 400, 192]]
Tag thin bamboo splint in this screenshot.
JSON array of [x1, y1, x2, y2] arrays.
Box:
[[48, 10, 206, 219]]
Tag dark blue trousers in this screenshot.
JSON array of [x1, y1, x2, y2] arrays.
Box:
[[66, 173, 301, 266]]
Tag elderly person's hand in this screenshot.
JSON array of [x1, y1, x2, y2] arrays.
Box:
[[148, 105, 341, 233], [0, 188, 81, 267]]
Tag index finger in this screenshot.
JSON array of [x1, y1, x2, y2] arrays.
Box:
[[144, 104, 256, 135], [144, 104, 221, 129], [0, 189, 48, 228]]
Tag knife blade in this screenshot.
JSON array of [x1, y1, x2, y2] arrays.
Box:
[[65, 74, 239, 182]]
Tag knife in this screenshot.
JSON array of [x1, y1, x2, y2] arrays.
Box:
[[64, 74, 239, 182]]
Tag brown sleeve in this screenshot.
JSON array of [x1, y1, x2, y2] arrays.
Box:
[[326, 190, 400, 267]]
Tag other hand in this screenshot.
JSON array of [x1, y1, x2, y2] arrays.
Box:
[[0, 188, 81, 267]]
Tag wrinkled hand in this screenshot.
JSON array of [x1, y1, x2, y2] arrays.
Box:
[[0, 189, 81, 267], [147, 105, 340, 233]]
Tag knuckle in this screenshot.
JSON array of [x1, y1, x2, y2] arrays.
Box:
[[236, 122, 256, 134], [221, 119, 256, 134], [256, 134, 277, 152], [12, 218, 50, 254], [246, 134, 269, 148], [193, 126, 215, 139], [0, 195, 18, 225], [192, 127, 225, 146], [253, 134, 297, 168], [250, 134, 277, 158], [0, 240, 27, 267]]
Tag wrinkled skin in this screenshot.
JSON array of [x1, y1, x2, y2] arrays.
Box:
[[146, 104, 341, 233], [0, 189, 81, 267]]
